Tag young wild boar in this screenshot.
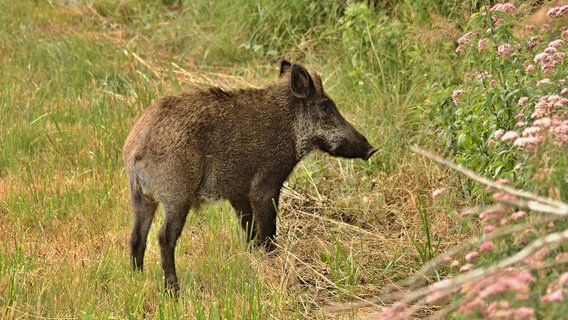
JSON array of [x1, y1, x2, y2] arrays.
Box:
[[123, 60, 377, 294]]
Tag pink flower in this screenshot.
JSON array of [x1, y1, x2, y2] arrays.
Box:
[[533, 117, 552, 128], [494, 129, 505, 139], [534, 52, 549, 63], [524, 25, 537, 34], [542, 289, 564, 302], [465, 251, 480, 262], [479, 241, 494, 252], [432, 187, 447, 199], [510, 211, 527, 220], [518, 97, 529, 105], [548, 5, 568, 17], [532, 95, 567, 118], [559, 272, 568, 284], [460, 263, 473, 272], [498, 43, 514, 57], [511, 270, 536, 287], [491, 3, 516, 13], [514, 164, 522, 171], [478, 38, 489, 51], [456, 45, 466, 54], [525, 64, 535, 72], [516, 121, 526, 128], [501, 130, 519, 141], [534, 49, 565, 73], [554, 122, 568, 146], [537, 78, 552, 86], [549, 39, 563, 47], [496, 178, 509, 185], [425, 281, 456, 304], [542, 24, 552, 32], [480, 208, 503, 221], [492, 192, 516, 201], [483, 225, 495, 233], [452, 89, 465, 104], [514, 137, 540, 147], [458, 31, 476, 44], [450, 260, 460, 268], [479, 281, 508, 298], [378, 302, 407, 319], [555, 253, 568, 261], [528, 36, 541, 48], [522, 126, 541, 136], [515, 113, 525, 120], [511, 307, 535, 320], [461, 208, 477, 216], [485, 301, 499, 317], [561, 87, 568, 95], [459, 299, 485, 315], [493, 17, 505, 25]]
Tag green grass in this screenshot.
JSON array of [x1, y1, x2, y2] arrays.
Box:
[[0, 0, 529, 318]]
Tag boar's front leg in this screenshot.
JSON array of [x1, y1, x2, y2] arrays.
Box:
[[158, 201, 190, 296], [230, 195, 257, 243], [250, 180, 282, 252]]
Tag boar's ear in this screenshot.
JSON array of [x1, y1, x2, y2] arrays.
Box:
[[290, 64, 314, 99], [279, 60, 292, 78]]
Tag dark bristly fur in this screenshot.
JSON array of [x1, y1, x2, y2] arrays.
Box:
[[123, 60, 377, 295]]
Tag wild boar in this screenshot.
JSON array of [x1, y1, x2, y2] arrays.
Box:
[[123, 60, 377, 294]]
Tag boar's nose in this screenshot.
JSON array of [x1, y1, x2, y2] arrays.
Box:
[[363, 146, 378, 161]]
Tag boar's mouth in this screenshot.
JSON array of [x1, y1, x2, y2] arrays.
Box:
[[363, 147, 378, 161]]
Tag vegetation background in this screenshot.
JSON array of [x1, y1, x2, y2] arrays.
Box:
[[0, 0, 566, 319]]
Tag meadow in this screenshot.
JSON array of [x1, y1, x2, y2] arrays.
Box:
[[1, 0, 566, 319]]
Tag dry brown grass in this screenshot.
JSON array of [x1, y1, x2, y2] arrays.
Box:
[[246, 151, 473, 317]]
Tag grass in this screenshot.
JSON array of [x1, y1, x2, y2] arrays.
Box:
[[0, 0, 481, 318]]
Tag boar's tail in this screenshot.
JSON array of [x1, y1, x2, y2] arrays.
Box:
[[128, 166, 153, 212]]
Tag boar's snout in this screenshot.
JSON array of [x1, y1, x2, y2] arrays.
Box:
[[329, 129, 377, 161], [363, 145, 378, 161]]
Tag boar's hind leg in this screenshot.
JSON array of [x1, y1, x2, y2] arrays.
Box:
[[230, 196, 257, 243], [158, 202, 190, 296], [129, 184, 158, 271]]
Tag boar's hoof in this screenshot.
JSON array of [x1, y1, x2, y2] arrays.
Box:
[[258, 237, 277, 253], [165, 281, 180, 298]]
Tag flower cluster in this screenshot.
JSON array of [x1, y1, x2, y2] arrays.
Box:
[[547, 5, 568, 18], [482, 3, 516, 25], [533, 40, 566, 74], [490, 3, 516, 13], [494, 94, 568, 148], [432, 187, 447, 199], [542, 271, 568, 302], [456, 32, 476, 53], [423, 3, 568, 319], [457, 269, 536, 318], [498, 43, 514, 57], [484, 15, 568, 151], [452, 89, 464, 105], [378, 302, 407, 319]]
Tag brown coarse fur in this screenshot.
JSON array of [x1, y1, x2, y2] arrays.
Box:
[[123, 60, 377, 295]]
